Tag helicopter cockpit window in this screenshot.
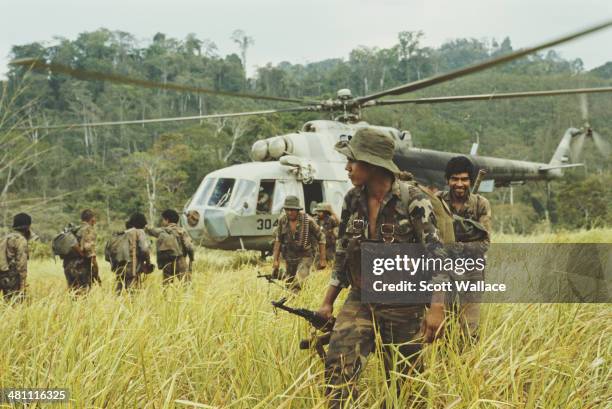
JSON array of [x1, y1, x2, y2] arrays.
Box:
[[256, 181, 275, 214], [229, 179, 257, 212], [194, 178, 216, 206], [208, 178, 235, 207]]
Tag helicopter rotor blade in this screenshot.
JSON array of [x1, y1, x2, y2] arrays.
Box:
[[366, 87, 612, 106], [9, 58, 320, 105], [592, 131, 611, 157], [19, 105, 319, 130], [570, 132, 586, 162], [356, 20, 612, 104]]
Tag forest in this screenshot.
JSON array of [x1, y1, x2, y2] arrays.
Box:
[[1, 28, 611, 239]]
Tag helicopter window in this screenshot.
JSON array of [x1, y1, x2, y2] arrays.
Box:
[[208, 178, 235, 207], [272, 180, 302, 214], [194, 178, 216, 206], [257, 181, 275, 214], [229, 179, 257, 212]]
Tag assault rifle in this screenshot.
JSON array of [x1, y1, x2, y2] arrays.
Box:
[[271, 297, 336, 360], [472, 169, 487, 194]]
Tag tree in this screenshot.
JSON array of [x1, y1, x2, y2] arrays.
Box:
[[231, 29, 255, 83]]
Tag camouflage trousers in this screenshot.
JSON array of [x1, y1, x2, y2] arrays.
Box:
[[63, 257, 96, 292], [114, 262, 143, 294], [159, 256, 191, 284], [284, 255, 314, 289], [325, 290, 424, 408], [0, 273, 25, 302], [445, 270, 485, 340]]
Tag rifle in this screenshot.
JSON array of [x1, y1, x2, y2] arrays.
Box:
[[272, 297, 335, 332], [257, 270, 293, 294], [257, 273, 278, 284], [472, 169, 487, 194], [272, 297, 335, 360]]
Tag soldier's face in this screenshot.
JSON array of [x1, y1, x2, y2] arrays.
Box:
[[89, 217, 97, 226], [346, 159, 368, 186], [286, 209, 299, 221], [449, 172, 471, 198], [317, 212, 324, 220]]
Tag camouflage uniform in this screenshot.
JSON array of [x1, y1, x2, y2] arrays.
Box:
[[317, 212, 339, 264], [0, 231, 29, 301], [63, 221, 98, 292], [438, 190, 492, 335], [113, 228, 152, 293], [146, 223, 194, 283], [326, 181, 449, 406], [275, 212, 325, 286]]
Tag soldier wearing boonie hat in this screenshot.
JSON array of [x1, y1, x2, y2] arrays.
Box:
[[272, 195, 326, 291], [316, 127, 450, 407]]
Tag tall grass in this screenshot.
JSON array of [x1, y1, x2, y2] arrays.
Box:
[[0, 230, 610, 408]]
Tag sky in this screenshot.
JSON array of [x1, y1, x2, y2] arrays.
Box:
[[2, 0, 611, 79]]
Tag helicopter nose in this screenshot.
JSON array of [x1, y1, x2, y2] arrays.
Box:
[[201, 208, 230, 241]]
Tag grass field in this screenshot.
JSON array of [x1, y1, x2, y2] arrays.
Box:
[[1, 230, 611, 408]]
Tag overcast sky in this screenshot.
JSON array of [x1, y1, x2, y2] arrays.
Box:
[[2, 0, 611, 79]]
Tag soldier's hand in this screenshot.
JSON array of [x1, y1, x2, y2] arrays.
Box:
[[317, 302, 334, 322], [421, 303, 445, 343]]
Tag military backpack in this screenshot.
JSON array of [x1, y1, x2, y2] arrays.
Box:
[[399, 181, 456, 244], [51, 223, 79, 259], [156, 227, 184, 259], [105, 230, 137, 264], [0, 234, 12, 273]]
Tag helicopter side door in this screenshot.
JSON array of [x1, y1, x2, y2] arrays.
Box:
[[226, 178, 301, 237], [303, 181, 324, 215]]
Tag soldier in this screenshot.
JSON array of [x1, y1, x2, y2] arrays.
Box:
[[0, 213, 32, 302], [314, 202, 339, 266], [437, 156, 492, 337], [272, 196, 326, 290], [315, 128, 449, 407], [256, 187, 272, 214], [146, 209, 195, 284], [63, 209, 100, 293], [107, 212, 154, 294]]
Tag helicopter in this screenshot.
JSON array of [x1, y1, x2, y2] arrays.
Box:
[[9, 20, 612, 252]]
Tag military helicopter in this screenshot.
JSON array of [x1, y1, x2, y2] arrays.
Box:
[[10, 20, 612, 251]]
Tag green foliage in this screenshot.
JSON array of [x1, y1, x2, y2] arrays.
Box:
[[1, 28, 611, 236], [556, 174, 612, 229]]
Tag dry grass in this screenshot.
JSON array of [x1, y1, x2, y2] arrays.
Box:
[[0, 230, 610, 408]]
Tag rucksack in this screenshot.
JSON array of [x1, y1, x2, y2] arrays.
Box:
[[105, 230, 137, 264], [0, 235, 11, 273], [399, 181, 456, 244], [51, 223, 79, 258], [156, 227, 183, 258]]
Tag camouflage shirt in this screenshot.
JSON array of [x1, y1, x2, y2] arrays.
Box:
[[76, 222, 97, 258], [330, 180, 449, 288], [4, 231, 29, 284], [318, 214, 339, 248], [275, 212, 325, 260], [438, 191, 491, 255], [146, 223, 195, 259]]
